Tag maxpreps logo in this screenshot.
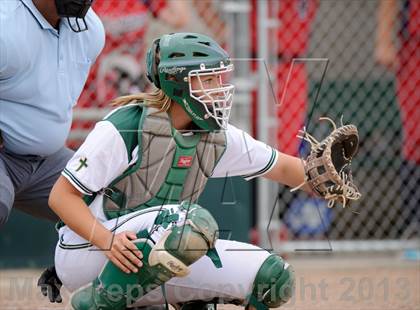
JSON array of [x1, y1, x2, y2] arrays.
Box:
[[159, 66, 186, 74]]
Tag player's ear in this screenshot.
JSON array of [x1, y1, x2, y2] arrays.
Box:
[[146, 38, 161, 89]]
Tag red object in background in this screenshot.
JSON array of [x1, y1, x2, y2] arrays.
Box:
[[276, 62, 308, 156], [276, 0, 317, 58], [70, 0, 166, 148], [407, 0, 420, 37], [250, 0, 317, 156], [78, 0, 166, 109], [398, 0, 420, 164], [275, 0, 317, 156]]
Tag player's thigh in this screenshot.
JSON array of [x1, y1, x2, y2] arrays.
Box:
[[13, 196, 60, 222], [0, 155, 15, 227], [132, 239, 271, 306], [14, 147, 74, 221], [55, 205, 180, 292]]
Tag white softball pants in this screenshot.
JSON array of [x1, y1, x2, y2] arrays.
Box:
[[54, 205, 271, 307]]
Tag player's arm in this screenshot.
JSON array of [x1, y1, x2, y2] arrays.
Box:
[[262, 151, 312, 192], [49, 176, 110, 250], [49, 177, 143, 274], [49, 119, 144, 273], [211, 125, 309, 193], [375, 0, 398, 70]]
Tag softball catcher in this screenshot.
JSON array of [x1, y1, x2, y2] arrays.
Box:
[[45, 32, 360, 310]]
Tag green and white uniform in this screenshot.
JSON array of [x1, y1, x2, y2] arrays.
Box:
[[55, 104, 290, 308]]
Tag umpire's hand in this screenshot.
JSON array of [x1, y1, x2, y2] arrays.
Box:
[[37, 265, 62, 303]]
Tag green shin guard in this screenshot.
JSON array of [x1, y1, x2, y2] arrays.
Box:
[[71, 238, 176, 310], [246, 255, 295, 309], [72, 205, 219, 310]]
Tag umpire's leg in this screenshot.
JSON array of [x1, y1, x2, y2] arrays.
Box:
[[0, 156, 14, 228], [13, 146, 74, 222]]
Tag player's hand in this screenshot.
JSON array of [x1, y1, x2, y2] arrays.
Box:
[[37, 265, 62, 303], [104, 231, 143, 274]]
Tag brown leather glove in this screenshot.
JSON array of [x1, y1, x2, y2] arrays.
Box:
[[292, 117, 361, 208]]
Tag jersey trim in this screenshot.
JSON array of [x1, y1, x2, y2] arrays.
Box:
[[104, 103, 143, 162], [212, 129, 228, 172], [102, 103, 139, 119], [62, 168, 94, 196], [242, 148, 278, 181], [58, 206, 162, 250]]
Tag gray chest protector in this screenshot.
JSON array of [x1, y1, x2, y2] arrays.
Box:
[[103, 107, 226, 219]]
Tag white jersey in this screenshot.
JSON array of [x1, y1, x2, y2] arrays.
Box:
[[56, 111, 279, 298], [62, 118, 278, 221]]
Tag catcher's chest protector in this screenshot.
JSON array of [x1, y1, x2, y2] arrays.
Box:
[[103, 107, 226, 219]]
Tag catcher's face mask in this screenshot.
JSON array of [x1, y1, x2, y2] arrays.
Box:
[[146, 32, 234, 132], [188, 63, 234, 130], [55, 0, 92, 32]]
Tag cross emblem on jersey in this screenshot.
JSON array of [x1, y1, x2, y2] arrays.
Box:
[[76, 157, 88, 171]]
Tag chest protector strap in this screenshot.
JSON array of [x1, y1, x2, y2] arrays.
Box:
[[102, 107, 226, 219], [141, 128, 201, 207]]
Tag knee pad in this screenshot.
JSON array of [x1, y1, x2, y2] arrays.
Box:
[[150, 203, 219, 274], [71, 204, 219, 310], [247, 255, 295, 309]]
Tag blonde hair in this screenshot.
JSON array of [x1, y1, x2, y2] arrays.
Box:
[[110, 89, 172, 113]]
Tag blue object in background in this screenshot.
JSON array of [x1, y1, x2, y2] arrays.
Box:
[[403, 249, 420, 261], [284, 197, 333, 236]]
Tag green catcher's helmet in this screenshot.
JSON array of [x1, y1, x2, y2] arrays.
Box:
[[146, 33, 234, 131]]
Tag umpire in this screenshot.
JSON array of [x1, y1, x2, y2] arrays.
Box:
[[0, 0, 105, 228]]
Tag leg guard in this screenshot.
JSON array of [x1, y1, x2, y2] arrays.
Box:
[[246, 255, 295, 309], [71, 204, 219, 310]]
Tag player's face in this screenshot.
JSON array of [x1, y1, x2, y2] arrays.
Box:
[[189, 73, 232, 112], [190, 73, 230, 118], [188, 67, 234, 129], [190, 74, 223, 100]]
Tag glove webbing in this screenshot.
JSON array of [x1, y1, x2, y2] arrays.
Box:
[[291, 117, 361, 208]]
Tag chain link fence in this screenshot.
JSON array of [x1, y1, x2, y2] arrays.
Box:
[[68, 0, 170, 148], [256, 0, 419, 251], [68, 0, 419, 251], [68, 0, 229, 148]]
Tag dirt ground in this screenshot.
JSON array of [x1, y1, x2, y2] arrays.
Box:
[[1, 253, 419, 310]]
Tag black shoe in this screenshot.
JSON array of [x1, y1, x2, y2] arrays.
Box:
[[177, 301, 217, 310]]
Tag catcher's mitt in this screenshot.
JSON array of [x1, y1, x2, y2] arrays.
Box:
[[292, 117, 361, 208]]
